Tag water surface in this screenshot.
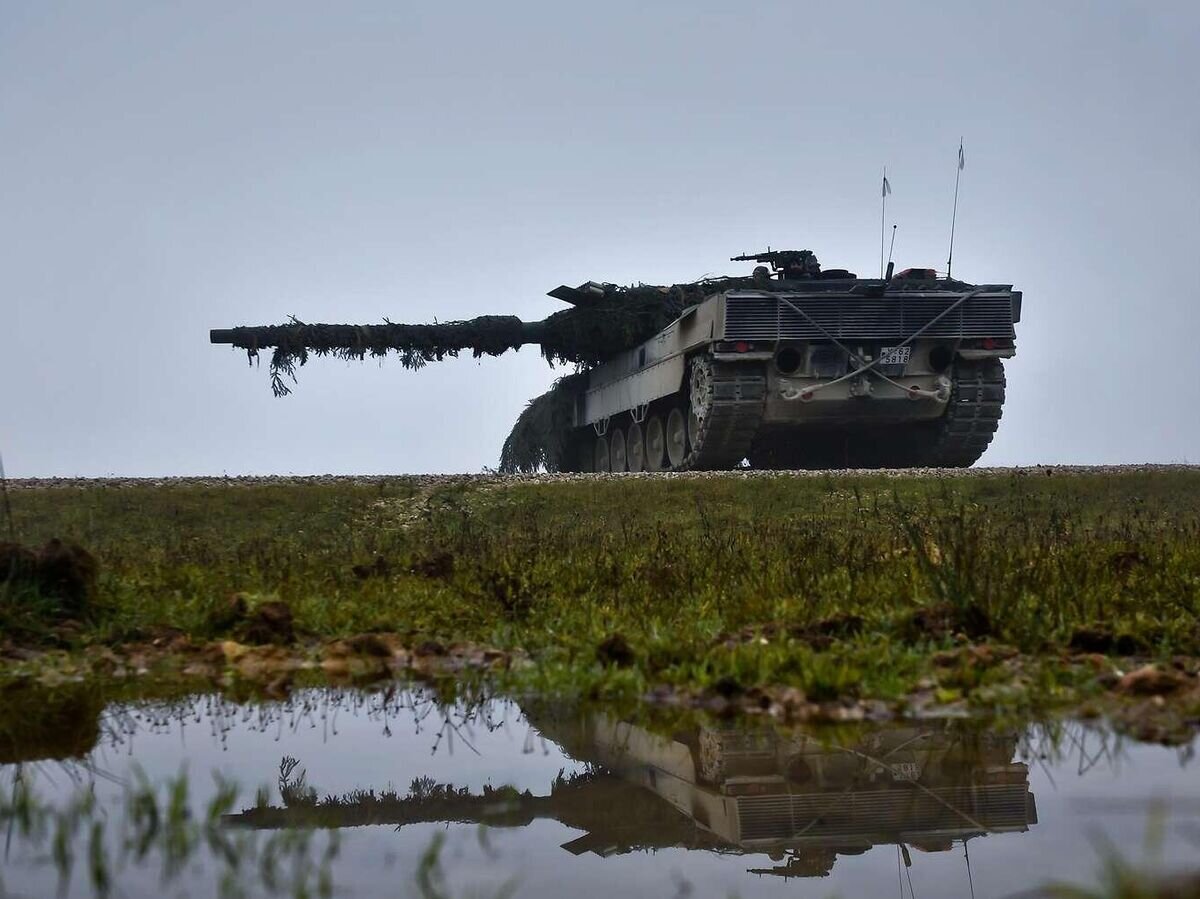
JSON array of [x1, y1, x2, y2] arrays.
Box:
[[2, 685, 1197, 897]]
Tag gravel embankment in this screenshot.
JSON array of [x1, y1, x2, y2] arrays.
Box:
[[6, 464, 1196, 490]]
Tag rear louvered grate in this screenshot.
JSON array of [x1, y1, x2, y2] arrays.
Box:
[[736, 785, 1031, 842], [723, 293, 1015, 341]]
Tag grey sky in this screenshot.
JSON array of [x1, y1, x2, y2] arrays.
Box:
[[2, 1, 1198, 476]]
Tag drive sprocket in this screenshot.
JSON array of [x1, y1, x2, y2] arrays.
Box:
[[675, 356, 765, 471]]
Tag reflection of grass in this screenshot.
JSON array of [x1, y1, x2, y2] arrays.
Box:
[[1029, 806, 1200, 899], [414, 830, 519, 899], [0, 682, 103, 764], [5, 472, 1200, 708], [1038, 862, 1200, 898], [0, 768, 340, 898], [1, 754, 527, 898]]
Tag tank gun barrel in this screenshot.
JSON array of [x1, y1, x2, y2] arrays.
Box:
[[210, 315, 555, 397], [209, 317, 547, 357]]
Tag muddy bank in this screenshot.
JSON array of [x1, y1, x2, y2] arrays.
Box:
[[3, 628, 1199, 747]]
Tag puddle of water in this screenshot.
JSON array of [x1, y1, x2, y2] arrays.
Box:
[[2, 685, 1198, 898]]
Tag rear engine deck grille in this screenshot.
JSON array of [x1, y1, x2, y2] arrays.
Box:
[[736, 785, 1032, 842], [723, 293, 1015, 341]]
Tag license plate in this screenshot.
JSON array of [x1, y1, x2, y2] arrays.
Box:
[[890, 762, 921, 782], [879, 346, 911, 366]]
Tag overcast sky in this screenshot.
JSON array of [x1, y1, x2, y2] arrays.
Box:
[[2, 1, 1198, 477]]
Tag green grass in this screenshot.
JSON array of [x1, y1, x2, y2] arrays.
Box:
[[1, 764, 340, 898], [4, 470, 1199, 708]]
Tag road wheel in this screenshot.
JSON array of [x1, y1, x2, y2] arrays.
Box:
[[610, 428, 627, 473], [594, 436, 610, 472], [666, 407, 688, 469], [644, 416, 667, 471], [626, 421, 645, 472]]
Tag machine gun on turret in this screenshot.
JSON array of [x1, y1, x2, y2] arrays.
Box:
[[730, 248, 823, 280]]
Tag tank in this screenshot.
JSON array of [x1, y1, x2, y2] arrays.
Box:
[[210, 249, 1022, 472], [224, 708, 1037, 880]]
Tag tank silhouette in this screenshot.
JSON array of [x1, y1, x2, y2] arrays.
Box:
[[210, 250, 1022, 471]]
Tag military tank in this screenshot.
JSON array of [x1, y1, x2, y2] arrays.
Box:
[[210, 249, 1021, 472], [225, 708, 1036, 881]]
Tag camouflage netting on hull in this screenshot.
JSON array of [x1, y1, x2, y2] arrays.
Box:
[[499, 372, 588, 474]]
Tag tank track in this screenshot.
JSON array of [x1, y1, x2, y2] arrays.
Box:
[[680, 357, 766, 470], [575, 358, 1003, 472], [915, 358, 1006, 467], [746, 359, 1005, 470]]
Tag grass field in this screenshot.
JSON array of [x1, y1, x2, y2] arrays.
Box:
[[3, 468, 1200, 728]]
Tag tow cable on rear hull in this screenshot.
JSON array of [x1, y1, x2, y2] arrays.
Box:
[[777, 288, 986, 403]]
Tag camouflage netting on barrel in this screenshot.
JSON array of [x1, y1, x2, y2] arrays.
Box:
[[255, 316, 529, 397], [499, 372, 588, 474], [216, 282, 717, 396]]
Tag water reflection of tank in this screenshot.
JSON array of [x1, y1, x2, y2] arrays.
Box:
[[567, 714, 1036, 866], [224, 709, 1037, 882]]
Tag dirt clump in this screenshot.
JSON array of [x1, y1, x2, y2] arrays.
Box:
[[1068, 626, 1147, 656], [1107, 549, 1148, 576], [901, 603, 991, 643], [414, 639, 447, 657], [410, 551, 455, 579], [206, 594, 249, 635], [339, 633, 396, 658], [203, 595, 296, 645], [0, 542, 38, 581], [714, 612, 867, 651], [1, 538, 98, 619], [932, 643, 1018, 669], [710, 675, 745, 698], [352, 556, 392, 579], [596, 633, 635, 668], [238, 600, 296, 645], [1115, 664, 1190, 696], [796, 613, 865, 649]]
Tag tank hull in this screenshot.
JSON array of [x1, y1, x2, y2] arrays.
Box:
[[569, 285, 1018, 472]]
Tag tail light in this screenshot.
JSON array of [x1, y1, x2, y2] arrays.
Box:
[[714, 341, 758, 353]]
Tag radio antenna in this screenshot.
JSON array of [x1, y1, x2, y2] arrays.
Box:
[[880, 167, 892, 278], [887, 224, 898, 267], [947, 138, 965, 278]]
